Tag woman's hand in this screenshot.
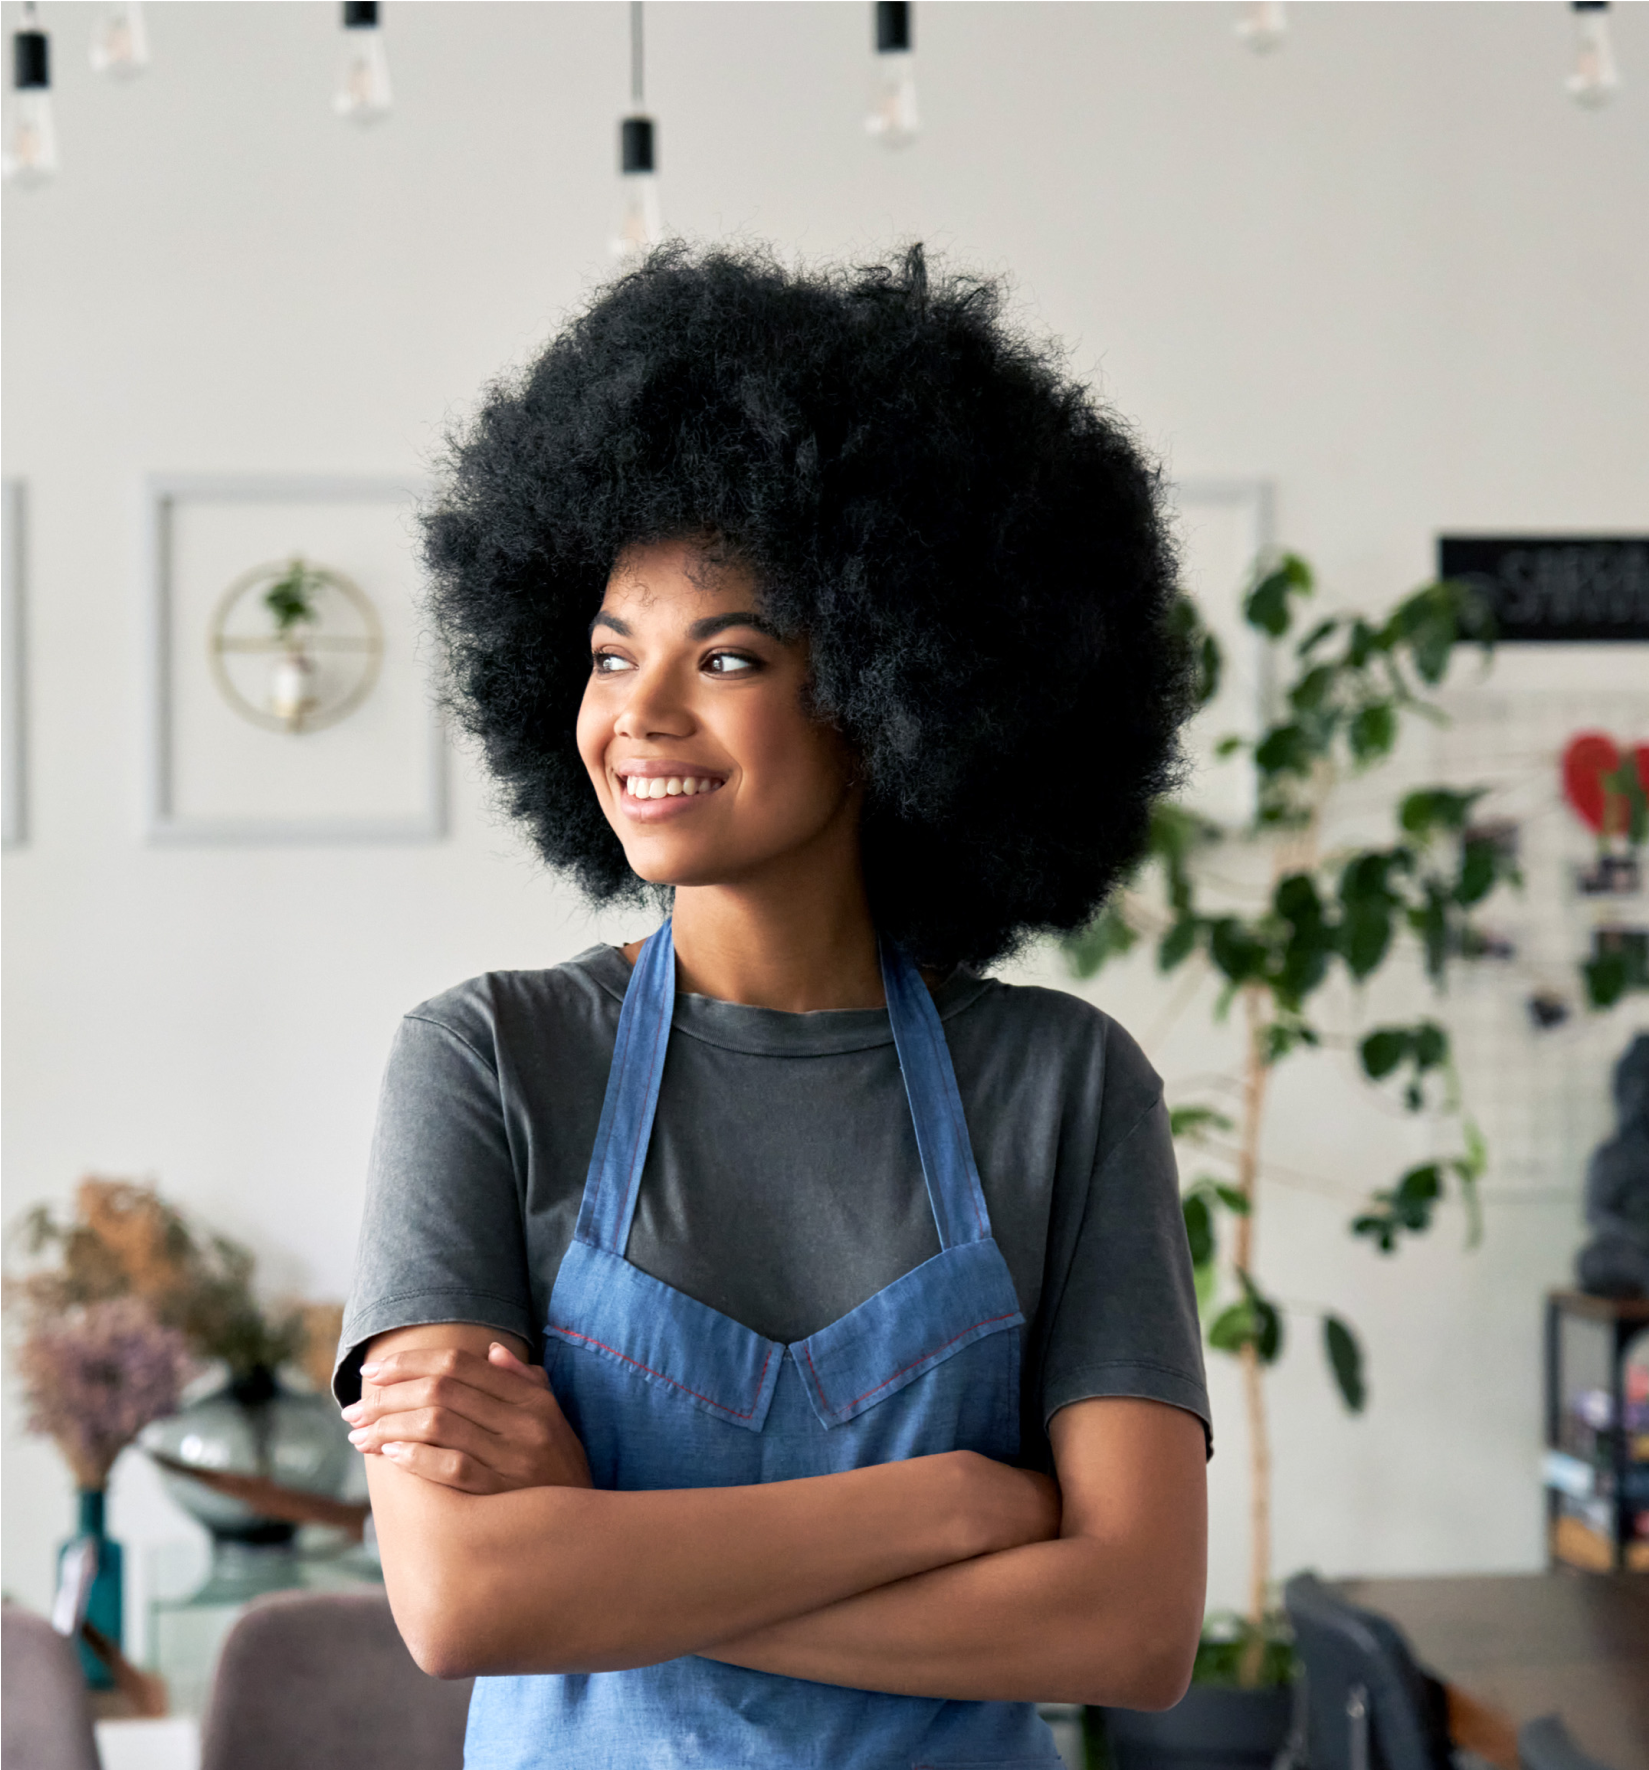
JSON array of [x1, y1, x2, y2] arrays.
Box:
[[958, 1453, 1062, 1557], [343, 1339, 592, 1495]]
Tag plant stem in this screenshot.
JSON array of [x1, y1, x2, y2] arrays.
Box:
[[1235, 983, 1273, 1683]]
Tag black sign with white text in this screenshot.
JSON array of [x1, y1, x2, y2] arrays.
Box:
[[1437, 536, 1649, 643]]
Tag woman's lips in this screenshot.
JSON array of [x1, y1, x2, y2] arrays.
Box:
[[612, 765, 728, 823]]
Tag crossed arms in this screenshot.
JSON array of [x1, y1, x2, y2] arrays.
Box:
[[353, 1322, 1207, 1707]]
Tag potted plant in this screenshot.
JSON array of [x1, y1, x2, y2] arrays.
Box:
[[1070, 556, 1518, 1769], [9, 1179, 354, 1603]]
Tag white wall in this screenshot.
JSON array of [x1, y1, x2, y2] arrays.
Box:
[[4, 1, 1647, 1624]]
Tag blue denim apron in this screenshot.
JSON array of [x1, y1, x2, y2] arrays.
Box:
[[464, 923, 1061, 1768]]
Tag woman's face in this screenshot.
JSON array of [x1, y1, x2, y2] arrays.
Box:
[[577, 541, 861, 890]]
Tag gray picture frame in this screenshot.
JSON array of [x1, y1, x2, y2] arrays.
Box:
[[145, 474, 447, 845]]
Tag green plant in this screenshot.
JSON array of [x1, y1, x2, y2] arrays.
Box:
[[263, 559, 323, 637], [1066, 555, 1515, 1682]]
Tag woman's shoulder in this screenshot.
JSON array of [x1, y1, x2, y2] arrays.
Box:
[[395, 945, 629, 1066], [944, 972, 1163, 1132]]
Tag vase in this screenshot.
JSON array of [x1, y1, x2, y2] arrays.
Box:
[[139, 1364, 352, 1599], [1103, 1682, 1295, 1770], [55, 1489, 123, 1689]]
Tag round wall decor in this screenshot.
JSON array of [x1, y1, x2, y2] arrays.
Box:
[[207, 556, 383, 735]]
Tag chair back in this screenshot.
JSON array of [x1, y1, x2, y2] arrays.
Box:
[[1282, 1573, 1448, 1770], [197, 1588, 471, 1770], [1, 1601, 103, 1770], [1518, 1713, 1617, 1770]]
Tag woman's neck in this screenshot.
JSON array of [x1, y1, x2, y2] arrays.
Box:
[[626, 844, 884, 1013], [672, 880, 882, 1012]]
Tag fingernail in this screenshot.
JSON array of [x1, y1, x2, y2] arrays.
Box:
[[359, 1361, 382, 1378], [341, 1403, 364, 1423], [381, 1441, 406, 1458], [348, 1429, 369, 1445]]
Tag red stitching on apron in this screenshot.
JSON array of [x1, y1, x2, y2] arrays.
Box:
[[550, 1326, 775, 1421]]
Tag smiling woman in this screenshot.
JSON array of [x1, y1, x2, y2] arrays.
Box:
[[335, 243, 1210, 1770]]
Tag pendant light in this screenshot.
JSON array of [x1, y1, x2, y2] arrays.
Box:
[[865, 1, 918, 147], [612, 1, 662, 258], [1567, 1, 1620, 107], [1235, 2, 1286, 53], [90, 2, 148, 78], [335, 0, 392, 123], [4, 4, 56, 187]]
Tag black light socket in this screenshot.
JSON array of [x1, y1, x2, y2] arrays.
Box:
[[343, 2, 379, 28], [876, 1, 911, 54], [621, 114, 655, 175], [622, 115, 654, 176], [14, 28, 49, 90]]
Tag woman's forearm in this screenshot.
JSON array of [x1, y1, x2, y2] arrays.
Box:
[[702, 1531, 1198, 1709], [367, 1448, 1057, 1680], [701, 1398, 1208, 1710]]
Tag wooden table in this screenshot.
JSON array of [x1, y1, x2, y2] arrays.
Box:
[[1339, 1571, 1649, 1770]]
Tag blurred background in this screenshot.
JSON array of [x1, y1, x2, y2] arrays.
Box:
[[3, 3, 1647, 1767]]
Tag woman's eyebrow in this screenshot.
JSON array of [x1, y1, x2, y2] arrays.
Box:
[[686, 611, 782, 641], [589, 611, 632, 637]]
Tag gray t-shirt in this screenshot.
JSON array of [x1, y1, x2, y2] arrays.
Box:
[[336, 945, 1211, 1468]]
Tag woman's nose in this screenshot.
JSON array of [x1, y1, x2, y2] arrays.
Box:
[[613, 667, 692, 739]]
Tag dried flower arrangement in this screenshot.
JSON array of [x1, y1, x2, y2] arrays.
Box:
[[10, 1177, 311, 1378], [16, 1296, 193, 1491], [6, 1177, 344, 1491]]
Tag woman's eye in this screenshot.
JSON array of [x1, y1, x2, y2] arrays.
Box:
[[705, 650, 759, 676], [591, 651, 633, 675]]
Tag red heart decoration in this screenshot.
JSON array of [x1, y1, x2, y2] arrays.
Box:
[[1562, 733, 1649, 834]]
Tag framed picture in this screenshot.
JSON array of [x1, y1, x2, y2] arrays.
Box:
[[145, 475, 446, 844], [1171, 477, 1275, 827], [2, 478, 25, 851]]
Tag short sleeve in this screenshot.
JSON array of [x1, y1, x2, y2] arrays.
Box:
[[1039, 1090, 1213, 1455], [331, 1011, 536, 1406]]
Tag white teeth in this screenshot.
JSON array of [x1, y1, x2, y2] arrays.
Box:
[[621, 774, 721, 799]]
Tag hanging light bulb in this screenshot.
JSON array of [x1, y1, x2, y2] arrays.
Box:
[[865, 1, 918, 147], [1567, 1, 1620, 108], [612, 3, 662, 257], [90, 2, 148, 78], [4, 5, 57, 188], [1235, 2, 1286, 53], [334, 0, 391, 123]]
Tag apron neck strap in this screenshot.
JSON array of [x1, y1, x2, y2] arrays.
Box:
[[878, 939, 992, 1250], [573, 921, 676, 1253], [575, 922, 992, 1256]]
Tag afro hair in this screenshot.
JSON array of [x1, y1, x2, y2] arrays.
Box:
[[423, 242, 1191, 971]]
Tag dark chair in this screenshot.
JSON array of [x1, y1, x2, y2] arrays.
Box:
[[1517, 1714, 1617, 1770], [1282, 1572, 1454, 1770], [197, 1588, 472, 1770], [1, 1601, 103, 1770]]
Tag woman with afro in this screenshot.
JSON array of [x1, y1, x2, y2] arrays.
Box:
[[336, 244, 1211, 1769]]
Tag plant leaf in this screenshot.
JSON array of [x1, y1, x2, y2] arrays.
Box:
[[1323, 1315, 1366, 1412], [1400, 788, 1486, 841], [1169, 1104, 1236, 1140], [1210, 918, 1268, 985], [1159, 916, 1201, 973], [1183, 1192, 1216, 1267], [1244, 555, 1313, 638], [1063, 902, 1137, 979], [1360, 1027, 1409, 1081], [1348, 702, 1397, 763], [1255, 723, 1316, 778]]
